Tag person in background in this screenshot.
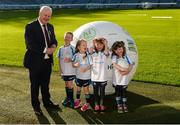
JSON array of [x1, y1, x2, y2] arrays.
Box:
[[24, 6, 59, 115], [57, 32, 75, 108]]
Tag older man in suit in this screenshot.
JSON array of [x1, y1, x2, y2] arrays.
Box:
[[24, 6, 59, 115]]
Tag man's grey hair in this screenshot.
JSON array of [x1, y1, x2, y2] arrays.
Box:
[[39, 6, 52, 14]]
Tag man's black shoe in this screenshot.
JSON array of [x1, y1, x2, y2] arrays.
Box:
[[34, 108, 43, 116]]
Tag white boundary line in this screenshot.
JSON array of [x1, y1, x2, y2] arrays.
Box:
[[151, 16, 173, 19]]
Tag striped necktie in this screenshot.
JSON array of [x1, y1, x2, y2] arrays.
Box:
[[43, 25, 50, 46]]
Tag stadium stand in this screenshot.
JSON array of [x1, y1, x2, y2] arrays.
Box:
[[158, 0, 176, 8], [0, 0, 179, 9], [177, 0, 180, 7], [105, 0, 122, 3], [73, 0, 89, 4], [89, 0, 105, 3], [43, 0, 53, 4], [0, 0, 33, 4], [34, 0, 44, 4], [140, 0, 158, 2], [53, 0, 64, 4], [140, 0, 159, 8], [61, 0, 74, 4], [121, 0, 140, 8]]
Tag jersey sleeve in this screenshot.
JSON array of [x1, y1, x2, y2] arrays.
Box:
[[72, 53, 78, 62], [112, 55, 117, 64], [125, 54, 133, 65], [70, 45, 75, 56], [87, 54, 93, 65], [56, 47, 61, 58]]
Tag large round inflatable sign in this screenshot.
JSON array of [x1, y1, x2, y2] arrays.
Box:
[[71, 21, 138, 94]]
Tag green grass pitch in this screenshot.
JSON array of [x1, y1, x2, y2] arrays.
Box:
[[0, 9, 180, 85]]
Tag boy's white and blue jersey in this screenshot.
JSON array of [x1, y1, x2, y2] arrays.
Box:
[[72, 52, 92, 80], [57, 44, 75, 76], [91, 51, 108, 82], [112, 54, 133, 86]]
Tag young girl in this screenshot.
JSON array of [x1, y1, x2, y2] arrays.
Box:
[[91, 38, 109, 113], [111, 41, 133, 113], [57, 32, 75, 108], [72, 39, 92, 111]]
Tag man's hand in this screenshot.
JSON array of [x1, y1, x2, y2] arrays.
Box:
[[46, 44, 56, 55]]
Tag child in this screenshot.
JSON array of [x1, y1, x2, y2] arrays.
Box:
[[57, 32, 75, 108], [72, 39, 92, 111], [91, 38, 109, 113], [111, 41, 133, 113]]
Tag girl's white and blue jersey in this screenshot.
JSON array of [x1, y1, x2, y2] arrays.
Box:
[[57, 44, 75, 76], [72, 52, 92, 80], [91, 51, 108, 82], [112, 54, 133, 86]]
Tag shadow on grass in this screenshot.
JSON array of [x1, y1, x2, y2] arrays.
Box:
[[75, 91, 180, 124], [45, 108, 66, 124], [34, 106, 65, 124], [35, 114, 50, 124]]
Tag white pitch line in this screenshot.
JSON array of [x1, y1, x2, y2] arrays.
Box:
[[151, 16, 172, 19], [128, 14, 147, 16]]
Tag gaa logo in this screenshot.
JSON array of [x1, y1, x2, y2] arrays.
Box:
[[81, 27, 96, 41]]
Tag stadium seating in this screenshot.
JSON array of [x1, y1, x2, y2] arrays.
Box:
[[73, 0, 89, 4], [159, 0, 174, 2], [43, 0, 53, 4], [53, 0, 64, 4], [105, 0, 121, 3], [140, 0, 159, 2], [158, 0, 176, 8], [34, 0, 44, 4], [61, 0, 75, 4], [121, 0, 140, 8], [89, 0, 104, 3], [177, 0, 180, 7], [122, 0, 140, 3], [0, 0, 179, 9], [0, 0, 33, 4]]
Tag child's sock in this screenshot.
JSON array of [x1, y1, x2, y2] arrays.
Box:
[[116, 96, 122, 106], [100, 84, 106, 106], [65, 87, 69, 99], [122, 97, 127, 105], [68, 88, 74, 107], [93, 84, 99, 105], [76, 90, 81, 100], [68, 88, 74, 102], [85, 94, 91, 104]]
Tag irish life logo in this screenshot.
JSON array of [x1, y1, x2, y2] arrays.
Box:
[[81, 27, 96, 41]]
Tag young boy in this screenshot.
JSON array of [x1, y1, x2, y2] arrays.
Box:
[[57, 32, 75, 108]]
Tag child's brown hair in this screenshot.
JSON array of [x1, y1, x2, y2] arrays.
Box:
[[75, 39, 87, 59], [93, 38, 106, 53], [111, 41, 126, 57]]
